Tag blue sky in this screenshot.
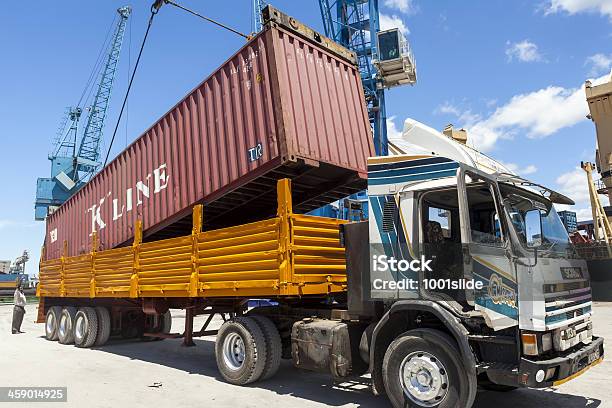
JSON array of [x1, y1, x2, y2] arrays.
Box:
[[0, 0, 611, 274]]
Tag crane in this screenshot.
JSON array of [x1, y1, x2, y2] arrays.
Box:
[[35, 6, 132, 221], [252, 0, 267, 33]]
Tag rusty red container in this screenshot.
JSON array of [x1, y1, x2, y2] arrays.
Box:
[[44, 19, 374, 260]]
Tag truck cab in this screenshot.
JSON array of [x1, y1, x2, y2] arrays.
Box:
[[350, 119, 604, 407]]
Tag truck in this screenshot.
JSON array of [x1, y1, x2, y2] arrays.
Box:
[[36, 7, 603, 408]]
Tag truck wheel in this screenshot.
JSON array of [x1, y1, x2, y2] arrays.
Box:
[[58, 307, 77, 344], [74, 307, 99, 348], [382, 329, 471, 408], [215, 317, 268, 385], [94, 307, 112, 346], [251, 315, 282, 380], [45, 306, 62, 341]]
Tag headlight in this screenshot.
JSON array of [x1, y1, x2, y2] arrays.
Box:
[[521, 333, 538, 356]]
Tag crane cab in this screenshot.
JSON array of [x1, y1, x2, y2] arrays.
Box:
[[373, 28, 417, 88]]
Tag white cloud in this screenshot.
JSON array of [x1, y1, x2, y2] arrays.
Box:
[[387, 116, 403, 139], [554, 167, 602, 221], [586, 53, 612, 76], [505, 40, 543, 62], [379, 13, 410, 35], [545, 0, 612, 20], [501, 162, 538, 175], [555, 168, 589, 203], [440, 74, 610, 152], [435, 102, 481, 124], [384, 0, 417, 14], [435, 102, 461, 116]]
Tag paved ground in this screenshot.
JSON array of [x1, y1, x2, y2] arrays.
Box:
[[0, 302, 610, 408]]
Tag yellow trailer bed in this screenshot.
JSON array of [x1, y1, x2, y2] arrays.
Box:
[[38, 179, 347, 300]]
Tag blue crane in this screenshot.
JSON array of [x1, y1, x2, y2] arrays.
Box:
[[35, 6, 132, 221], [252, 0, 267, 33]]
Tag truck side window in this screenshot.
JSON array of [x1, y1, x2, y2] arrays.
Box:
[[420, 188, 463, 279], [466, 185, 504, 246], [428, 207, 452, 239]]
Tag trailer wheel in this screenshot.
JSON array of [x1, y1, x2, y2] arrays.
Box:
[[215, 317, 268, 385], [74, 307, 99, 348], [94, 307, 112, 346], [58, 307, 77, 344], [251, 315, 282, 380], [45, 306, 62, 341], [382, 329, 470, 408]]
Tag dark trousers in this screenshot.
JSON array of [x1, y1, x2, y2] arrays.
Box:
[[12, 305, 25, 333]]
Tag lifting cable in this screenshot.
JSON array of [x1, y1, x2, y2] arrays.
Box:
[[103, 0, 252, 166], [161, 0, 253, 40]]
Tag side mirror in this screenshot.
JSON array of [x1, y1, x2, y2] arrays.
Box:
[[525, 209, 543, 248]]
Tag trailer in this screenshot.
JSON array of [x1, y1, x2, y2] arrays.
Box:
[[37, 8, 604, 408]]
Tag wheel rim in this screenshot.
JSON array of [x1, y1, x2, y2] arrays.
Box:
[[222, 332, 246, 371], [75, 314, 86, 343], [399, 351, 449, 407], [58, 314, 67, 338], [46, 313, 55, 335]]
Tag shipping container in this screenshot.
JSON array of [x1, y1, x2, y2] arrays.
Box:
[[44, 12, 374, 260]]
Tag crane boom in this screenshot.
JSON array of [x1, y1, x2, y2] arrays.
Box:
[[78, 6, 131, 177], [34, 6, 131, 221]]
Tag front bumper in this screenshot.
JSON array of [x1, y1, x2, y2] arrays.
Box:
[[519, 336, 604, 388]]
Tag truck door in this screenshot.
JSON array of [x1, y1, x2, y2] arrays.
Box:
[[457, 169, 519, 330]]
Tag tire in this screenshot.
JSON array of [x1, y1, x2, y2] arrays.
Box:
[[58, 307, 77, 344], [94, 307, 111, 346], [74, 307, 99, 348], [215, 316, 268, 385], [382, 329, 471, 408], [251, 315, 282, 380], [45, 306, 62, 341]]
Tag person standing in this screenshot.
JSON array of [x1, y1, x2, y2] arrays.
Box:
[[12, 281, 26, 334]]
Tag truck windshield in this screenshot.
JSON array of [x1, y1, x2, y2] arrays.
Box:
[[499, 184, 572, 255]]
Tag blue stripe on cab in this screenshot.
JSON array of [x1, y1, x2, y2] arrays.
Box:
[[368, 168, 459, 186]]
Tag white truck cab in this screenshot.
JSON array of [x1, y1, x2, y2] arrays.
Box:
[[349, 118, 604, 407]]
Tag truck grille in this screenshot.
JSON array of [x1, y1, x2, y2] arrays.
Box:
[[566, 308, 584, 320]]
